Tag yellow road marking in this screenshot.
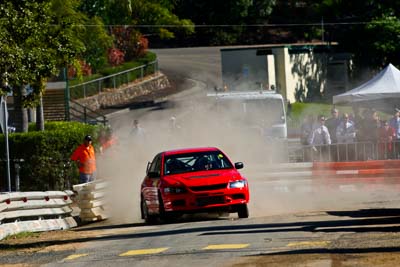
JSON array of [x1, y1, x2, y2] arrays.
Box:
[[287, 241, 331, 247], [203, 244, 250, 250], [119, 247, 169, 256], [64, 254, 88, 260]]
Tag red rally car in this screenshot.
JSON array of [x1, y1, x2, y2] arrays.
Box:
[[140, 147, 250, 223]]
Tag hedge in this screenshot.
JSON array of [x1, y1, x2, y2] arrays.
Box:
[[0, 121, 108, 192]]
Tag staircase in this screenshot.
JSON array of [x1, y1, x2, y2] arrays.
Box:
[[42, 89, 66, 121]]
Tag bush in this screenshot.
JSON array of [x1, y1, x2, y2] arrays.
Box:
[[0, 121, 107, 192]]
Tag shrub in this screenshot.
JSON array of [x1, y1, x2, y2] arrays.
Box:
[[107, 48, 125, 66], [0, 122, 108, 191]]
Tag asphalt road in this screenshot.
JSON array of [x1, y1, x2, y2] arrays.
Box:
[[2, 47, 400, 266]]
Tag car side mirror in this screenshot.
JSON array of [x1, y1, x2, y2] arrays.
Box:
[[234, 162, 244, 169], [147, 171, 160, 179], [146, 161, 151, 173]]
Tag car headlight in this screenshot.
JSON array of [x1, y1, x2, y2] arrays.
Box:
[[163, 187, 186, 194], [229, 180, 247, 189]]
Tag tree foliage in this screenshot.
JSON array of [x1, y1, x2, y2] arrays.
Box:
[[174, 0, 276, 45], [0, 0, 86, 132], [80, 0, 194, 39], [307, 0, 400, 69]]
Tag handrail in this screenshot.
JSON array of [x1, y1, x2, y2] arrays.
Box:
[[69, 99, 108, 126], [68, 60, 158, 99], [294, 140, 400, 162], [69, 60, 157, 89]]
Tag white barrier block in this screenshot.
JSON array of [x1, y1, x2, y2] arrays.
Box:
[[78, 199, 107, 209], [73, 181, 108, 192], [77, 190, 106, 201]]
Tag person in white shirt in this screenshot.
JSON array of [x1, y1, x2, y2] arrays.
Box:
[[308, 115, 331, 146], [307, 115, 331, 161]]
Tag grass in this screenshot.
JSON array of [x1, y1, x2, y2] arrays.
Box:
[[287, 102, 351, 128], [287, 102, 392, 128], [4, 231, 40, 241]]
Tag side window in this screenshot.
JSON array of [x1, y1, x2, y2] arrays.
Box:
[[149, 154, 162, 177]]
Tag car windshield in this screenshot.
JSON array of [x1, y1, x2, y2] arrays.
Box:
[[164, 151, 233, 175]]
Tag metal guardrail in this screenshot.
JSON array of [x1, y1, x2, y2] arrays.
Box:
[[292, 141, 400, 162], [69, 60, 158, 100], [69, 99, 108, 126], [0, 191, 77, 240]]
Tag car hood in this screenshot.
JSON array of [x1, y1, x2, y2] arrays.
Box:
[[162, 169, 243, 187]]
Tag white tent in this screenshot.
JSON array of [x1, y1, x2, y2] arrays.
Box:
[[333, 64, 400, 110]]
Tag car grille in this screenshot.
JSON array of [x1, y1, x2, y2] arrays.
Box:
[[172, 199, 186, 207], [189, 183, 228, 192], [196, 196, 225, 206]]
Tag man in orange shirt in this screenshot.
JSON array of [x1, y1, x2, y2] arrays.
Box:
[[71, 135, 96, 183]]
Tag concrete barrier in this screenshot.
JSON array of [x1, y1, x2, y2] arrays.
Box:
[[0, 191, 76, 240], [312, 160, 400, 191], [261, 160, 400, 193], [73, 180, 108, 222]]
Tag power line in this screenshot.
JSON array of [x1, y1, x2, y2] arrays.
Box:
[[54, 22, 373, 28]]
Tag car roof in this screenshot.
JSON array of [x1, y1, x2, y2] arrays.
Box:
[[163, 147, 220, 156]]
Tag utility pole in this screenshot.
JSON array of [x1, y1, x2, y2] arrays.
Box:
[[1, 95, 11, 192]]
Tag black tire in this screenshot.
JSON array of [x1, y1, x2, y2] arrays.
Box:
[[141, 199, 157, 224], [237, 204, 249, 218], [158, 194, 174, 223]]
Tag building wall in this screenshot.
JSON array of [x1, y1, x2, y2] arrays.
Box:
[[220, 45, 350, 104]]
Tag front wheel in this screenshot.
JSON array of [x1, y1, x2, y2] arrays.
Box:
[[141, 199, 157, 224], [237, 204, 249, 218]]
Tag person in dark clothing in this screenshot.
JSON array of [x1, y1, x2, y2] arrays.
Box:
[[361, 109, 381, 160]]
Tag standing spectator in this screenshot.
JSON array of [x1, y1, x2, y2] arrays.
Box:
[[300, 114, 314, 145], [71, 135, 97, 184], [336, 113, 356, 143], [378, 121, 396, 159], [308, 115, 331, 161], [287, 101, 292, 117], [325, 108, 341, 143], [325, 107, 340, 161], [362, 109, 381, 159], [351, 105, 363, 137], [130, 119, 146, 138], [336, 113, 356, 160], [389, 108, 400, 158], [300, 114, 314, 161]]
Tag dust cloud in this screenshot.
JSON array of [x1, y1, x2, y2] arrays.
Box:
[[93, 77, 398, 225], [93, 78, 293, 224]]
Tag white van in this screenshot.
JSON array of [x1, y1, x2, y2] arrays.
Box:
[[207, 91, 287, 140]]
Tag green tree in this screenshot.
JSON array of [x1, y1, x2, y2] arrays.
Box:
[[174, 0, 276, 45], [80, 0, 194, 39], [0, 0, 84, 132], [81, 16, 113, 72], [309, 0, 400, 69]]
